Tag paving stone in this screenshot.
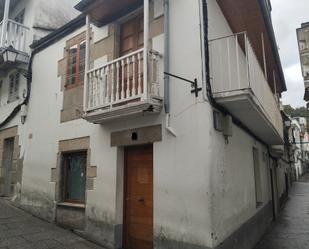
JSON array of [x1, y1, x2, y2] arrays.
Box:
[[0, 237, 27, 248], [0, 225, 7, 231], [0, 199, 106, 249], [54, 234, 85, 245], [254, 175, 309, 249], [53, 240, 105, 249], [22, 232, 58, 242], [7, 239, 62, 249]]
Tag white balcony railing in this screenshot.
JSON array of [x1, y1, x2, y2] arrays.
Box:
[[209, 32, 284, 142], [0, 19, 30, 53], [85, 48, 161, 112]]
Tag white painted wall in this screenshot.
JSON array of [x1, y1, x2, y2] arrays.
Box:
[[209, 124, 271, 246], [0, 0, 79, 141], [14, 0, 279, 248]]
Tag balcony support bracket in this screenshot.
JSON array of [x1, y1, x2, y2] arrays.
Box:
[[164, 72, 202, 97]]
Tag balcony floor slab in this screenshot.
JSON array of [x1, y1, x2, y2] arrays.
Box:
[[214, 89, 284, 145], [83, 99, 163, 124]]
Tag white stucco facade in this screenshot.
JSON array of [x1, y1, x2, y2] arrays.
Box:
[[0, 0, 79, 129], [0, 1, 291, 249]]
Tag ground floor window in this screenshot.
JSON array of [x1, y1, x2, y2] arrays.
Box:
[[62, 152, 87, 203]]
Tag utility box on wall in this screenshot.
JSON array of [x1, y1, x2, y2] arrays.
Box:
[[213, 111, 233, 137]]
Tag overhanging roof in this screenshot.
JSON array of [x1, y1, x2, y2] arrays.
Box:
[[75, 0, 143, 25], [30, 15, 86, 51], [301, 22, 309, 28], [217, 0, 287, 93], [74, 0, 286, 93]]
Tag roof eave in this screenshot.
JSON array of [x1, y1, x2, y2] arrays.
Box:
[[258, 0, 287, 92], [74, 0, 96, 12], [30, 14, 86, 51]]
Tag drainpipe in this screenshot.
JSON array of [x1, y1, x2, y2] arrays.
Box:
[[143, 0, 149, 101], [163, 0, 176, 136], [83, 14, 90, 113], [1, 0, 10, 47], [164, 0, 170, 114], [201, 0, 215, 105]]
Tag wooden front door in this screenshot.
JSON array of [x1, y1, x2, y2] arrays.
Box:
[[124, 145, 153, 249], [3, 138, 14, 197]]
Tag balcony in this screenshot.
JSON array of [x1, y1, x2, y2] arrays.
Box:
[[209, 32, 284, 145], [0, 19, 30, 68], [299, 43, 309, 55], [83, 49, 163, 124]]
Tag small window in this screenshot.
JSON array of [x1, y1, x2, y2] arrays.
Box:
[[66, 40, 86, 88], [253, 148, 263, 207], [62, 152, 87, 203], [8, 73, 20, 102]]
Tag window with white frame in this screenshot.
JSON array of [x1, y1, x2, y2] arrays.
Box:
[[8, 72, 20, 102]]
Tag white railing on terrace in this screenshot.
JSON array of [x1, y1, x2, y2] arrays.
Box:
[[0, 19, 30, 53], [85, 48, 161, 112], [300, 44, 309, 54], [209, 32, 283, 135]]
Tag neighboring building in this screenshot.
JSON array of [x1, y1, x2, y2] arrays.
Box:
[[1, 1, 291, 249], [291, 117, 309, 178], [300, 120, 309, 172], [0, 0, 78, 198], [273, 111, 293, 210], [297, 22, 309, 101], [291, 119, 303, 180]]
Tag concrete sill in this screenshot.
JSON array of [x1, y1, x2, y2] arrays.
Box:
[[57, 202, 86, 209]]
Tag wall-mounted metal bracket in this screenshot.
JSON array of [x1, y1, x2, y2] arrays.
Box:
[[164, 72, 202, 97]]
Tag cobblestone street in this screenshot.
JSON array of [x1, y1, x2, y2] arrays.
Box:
[[254, 175, 309, 249], [0, 199, 104, 249], [2, 175, 309, 249]]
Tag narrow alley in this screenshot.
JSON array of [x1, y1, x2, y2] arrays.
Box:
[[0, 199, 105, 249], [255, 175, 309, 249]]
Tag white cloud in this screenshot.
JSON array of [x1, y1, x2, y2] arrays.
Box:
[[271, 0, 309, 107], [281, 64, 306, 107]]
